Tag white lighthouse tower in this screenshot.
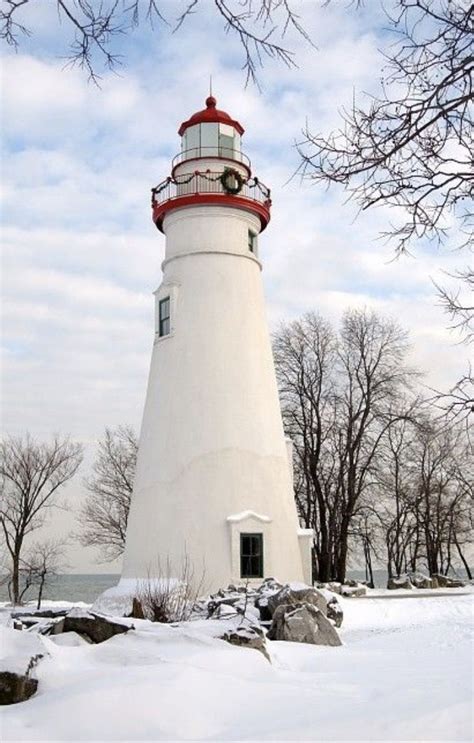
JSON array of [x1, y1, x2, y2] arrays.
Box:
[[120, 95, 312, 593]]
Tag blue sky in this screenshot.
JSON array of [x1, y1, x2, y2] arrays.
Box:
[[1, 1, 467, 572]]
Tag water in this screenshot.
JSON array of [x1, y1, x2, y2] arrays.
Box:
[[0, 574, 120, 605], [1, 569, 470, 605]]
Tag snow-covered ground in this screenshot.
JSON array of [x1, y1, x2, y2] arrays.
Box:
[[1, 591, 472, 741]]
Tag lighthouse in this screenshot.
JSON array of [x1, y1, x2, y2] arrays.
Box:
[[120, 96, 312, 593]]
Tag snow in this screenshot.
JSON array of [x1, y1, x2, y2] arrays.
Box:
[[226, 510, 271, 523], [1, 591, 472, 741], [48, 632, 91, 647]]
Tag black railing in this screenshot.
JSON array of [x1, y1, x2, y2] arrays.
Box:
[[152, 171, 271, 206], [172, 147, 251, 169]]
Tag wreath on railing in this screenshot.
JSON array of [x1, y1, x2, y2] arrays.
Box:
[[220, 167, 244, 195]]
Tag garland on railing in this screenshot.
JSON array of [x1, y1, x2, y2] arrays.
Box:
[[151, 169, 271, 202]]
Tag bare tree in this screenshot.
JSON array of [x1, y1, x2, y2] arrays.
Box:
[[299, 0, 473, 255], [273, 312, 337, 581], [0, 434, 83, 604], [299, 0, 473, 425], [21, 539, 67, 609], [373, 416, 418, 578], [1, 0, 310, 85], [413, 418, 473, 577], [274, 308, 417, 583], [78, 425, 137, 561]]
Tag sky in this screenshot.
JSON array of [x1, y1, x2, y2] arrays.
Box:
[[1, 0, 468, 573]]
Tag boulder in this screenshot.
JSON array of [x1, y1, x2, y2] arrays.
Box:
[[255, 594, 272, 622], [409, 573, 432, 589], [387, 575, 413, 590], [12, 608, 67, 620], [0, 653, 43, 705], [341, 584, 367, 597], [63, 609, 132, 643], [431, 574, 466, 588], [221, 625, 270, 662], [0, 669, 38, 705], [267, 584, 327, 617], [258, 578, 283, 594], [267, 603, 342, 646], [327, 582, 342, 595], [327, 596, 344, 628], [206, 595, 241, 618], [211, 603, 239, 620]]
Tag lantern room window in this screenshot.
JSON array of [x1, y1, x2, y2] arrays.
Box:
[[240, 533, 263, 578], [159, 297, 171, 337], [181, 122, 242, 162], [218, 123, 235, 158]]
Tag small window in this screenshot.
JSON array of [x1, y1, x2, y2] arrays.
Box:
[[159, 297, 171, 337], [240, 533, 263, 578], [248, 230, 257, 253]]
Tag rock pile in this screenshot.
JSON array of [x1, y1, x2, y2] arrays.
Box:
[[201, 579, 344, 651], [10, 608, 133, 643], [387, 573, 466, 590]]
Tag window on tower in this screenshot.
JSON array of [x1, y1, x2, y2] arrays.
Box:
[[159, 297, 171, 337], [248, 230, 257, 253], [240, 533, 264, 578]]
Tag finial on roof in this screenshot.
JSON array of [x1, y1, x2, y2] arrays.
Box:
[[206, 95, 217, 109]]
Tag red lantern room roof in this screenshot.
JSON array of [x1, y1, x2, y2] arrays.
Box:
[[178, 96, 245, 137]]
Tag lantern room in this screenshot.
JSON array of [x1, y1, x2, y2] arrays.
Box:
[[152, 95, 271, 233], [174, 95, 249, 171]]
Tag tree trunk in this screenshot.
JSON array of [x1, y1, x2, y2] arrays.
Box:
[[12, 552, 20, 605], [454, 536, 472, 580], [335, 518, 350, 583], [37, 576, 45, 610]]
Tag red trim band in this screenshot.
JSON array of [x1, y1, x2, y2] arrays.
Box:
[[152, 194, 271, 233]]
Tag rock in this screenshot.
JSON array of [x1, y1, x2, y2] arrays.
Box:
[[63, 609, 132, 643], [211, 603, 239, 620], [206, 595, 241, 617], [255, 594, 272, 622], [409, 573, 432, 589], [258, 578, 283, 594], [16, 617, 65, 636], [431, 574, 466, 588], [341, 584, 367, 597], [0, 669, 38, 705], [387, 575, 413, 590], [233, 599, 261, 623], [267, 583, 327, 617], [0, 651, 43, 705], [267, 603, 342, 646], [327, 596, 344, 627], [221, 625, 270, 662], [327, 582, 342, 595], [12, 609, 67, 620]]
